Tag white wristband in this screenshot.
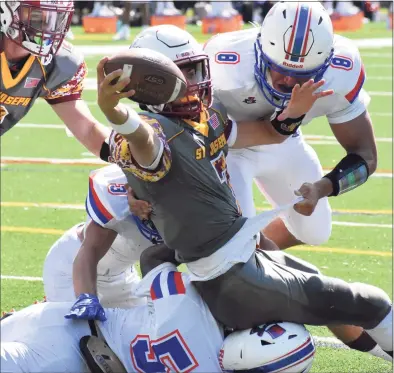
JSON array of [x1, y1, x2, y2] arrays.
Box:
[[109, 106, 141, 135]]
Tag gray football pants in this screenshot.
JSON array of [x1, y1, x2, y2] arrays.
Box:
[[193, 250, 391, 330]]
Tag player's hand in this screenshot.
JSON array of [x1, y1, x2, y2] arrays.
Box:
[[127, 185, 152, 219], [97, 56, 135, 116], [278, 79, 334, 121], [65, 293, 107, 322], [293, 182, 320, 216]]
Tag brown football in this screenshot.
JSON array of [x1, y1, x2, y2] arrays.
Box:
[[103, 48, 187, 105]]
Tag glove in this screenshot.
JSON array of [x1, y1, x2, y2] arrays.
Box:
[[64, 293, 107, 321]]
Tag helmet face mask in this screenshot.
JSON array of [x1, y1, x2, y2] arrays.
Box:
[[163, 55, 212, 118], [131, 25, 213, 119], [254, 1, 334, 109], [1, 1, 74, 57]]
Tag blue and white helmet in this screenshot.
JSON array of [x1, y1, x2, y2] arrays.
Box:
[[254, 1, 334, 109], [220, 322, 315, 372]]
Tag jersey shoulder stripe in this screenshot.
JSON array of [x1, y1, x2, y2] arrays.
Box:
[[86, 173, 114, 225], [150, 271, 186, 300], [345, 65, 365, 103]]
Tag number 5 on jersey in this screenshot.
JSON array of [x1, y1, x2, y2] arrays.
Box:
[[130, 330, 199, 373]]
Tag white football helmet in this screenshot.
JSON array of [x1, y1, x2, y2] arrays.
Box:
[[130, 25, 212, 118], [220, 322, 315, 372], [0, 0, 74, 57], [254, 1, 334, 108]]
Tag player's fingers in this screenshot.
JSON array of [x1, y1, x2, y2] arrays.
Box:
[[292, 84, 301, 95], [113, 77, 131, 93], [102, 69, 123, 89], [301, 79, 314, 89], [310, 79, 325, 91], [313, 89, 334, 99], [96, 57, 109, 83], [119, 89, 136, 99]]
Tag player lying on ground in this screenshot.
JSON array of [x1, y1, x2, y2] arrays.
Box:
[[96, 25, 393, 361], [43, 164, 162, 315], [203, 1, 378, 251], [1, 245, 316, 373], [0, 1, 110, 158]]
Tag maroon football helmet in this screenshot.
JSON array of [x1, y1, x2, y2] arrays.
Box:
[[0, 1, 74, 57]]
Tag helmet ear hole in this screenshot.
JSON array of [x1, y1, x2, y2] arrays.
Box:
[[260, 340, 273, 346], [288, 334, 297, 339]]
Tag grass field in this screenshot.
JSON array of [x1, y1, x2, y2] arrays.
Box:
[[1, 21, 393, 372]]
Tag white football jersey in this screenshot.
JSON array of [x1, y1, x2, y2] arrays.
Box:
[[204, 28, 370, 124], [1, 266, 224, 372], [99, 263, 224, 372], [85, 165, 154, 277]]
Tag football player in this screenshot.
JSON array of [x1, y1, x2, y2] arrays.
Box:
[[124, 26, 387, 358], [96, 25, 392, 362], [0, 1, 110, 158], [2, 248, 315, 373], [43, 164, 162, 316], [204, 1, 377, 251]]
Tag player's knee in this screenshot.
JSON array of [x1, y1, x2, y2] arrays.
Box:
[[350, 282, 392, 329], [304, 276, 391, 328], [289, 208, 332, 246]]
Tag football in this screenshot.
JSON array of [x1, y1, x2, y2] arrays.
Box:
[[103, 48, 187, 105]]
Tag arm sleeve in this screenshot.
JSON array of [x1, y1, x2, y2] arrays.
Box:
[[45, 61, 87, 105], [85, 168, 129, 227], [108, 114, 172, 182]]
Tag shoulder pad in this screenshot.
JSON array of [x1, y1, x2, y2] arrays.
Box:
[[85, 165, 130, 227], [44, 41, 84, 91], [204, 28, 258, 91], [323, 35, 366, 103]]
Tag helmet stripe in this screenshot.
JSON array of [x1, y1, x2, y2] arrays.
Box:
[[300, 8, 313, 63], [290, 4, 310, 62], [285, 4, 300, 60]]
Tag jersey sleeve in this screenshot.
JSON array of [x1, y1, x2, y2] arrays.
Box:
[[85, 165, 130, 228], [45, 61, 86, 105], [146, 266, 224, 372], [41, 41, 86, 105], [108, 114, 172, 182], [324, 36, 370, 124]]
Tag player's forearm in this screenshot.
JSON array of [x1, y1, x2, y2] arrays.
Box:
[[105, 104, 161, 168], [52, 100, 111, 157], [72, 246, 99, 296], [232, 120, 288, 148]]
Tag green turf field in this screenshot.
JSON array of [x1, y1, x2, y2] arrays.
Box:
[[1, 21, 393, 372]]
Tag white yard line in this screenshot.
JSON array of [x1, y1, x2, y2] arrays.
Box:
[[1, 275, 43, 281], [1, 201, 392, 228], [1, 156, 392, 177], [367, 91, 393, 97], [303, 135, 392, 143], [332, 221, 392, 229], [361, 53, 392, 58], [77, 39, 392, 56]]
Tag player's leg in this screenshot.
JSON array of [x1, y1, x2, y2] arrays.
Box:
[[226, 148, 259, 218], [258, 251, 392, 361], [253, 134, 332, 248], [43, 223, 84, 301], [194, 252, 392, 354], [1, 303, 91, 372]]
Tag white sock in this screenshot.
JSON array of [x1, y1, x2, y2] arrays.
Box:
[[366, 307, 393, 352], [368, 344, 393, 362]]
